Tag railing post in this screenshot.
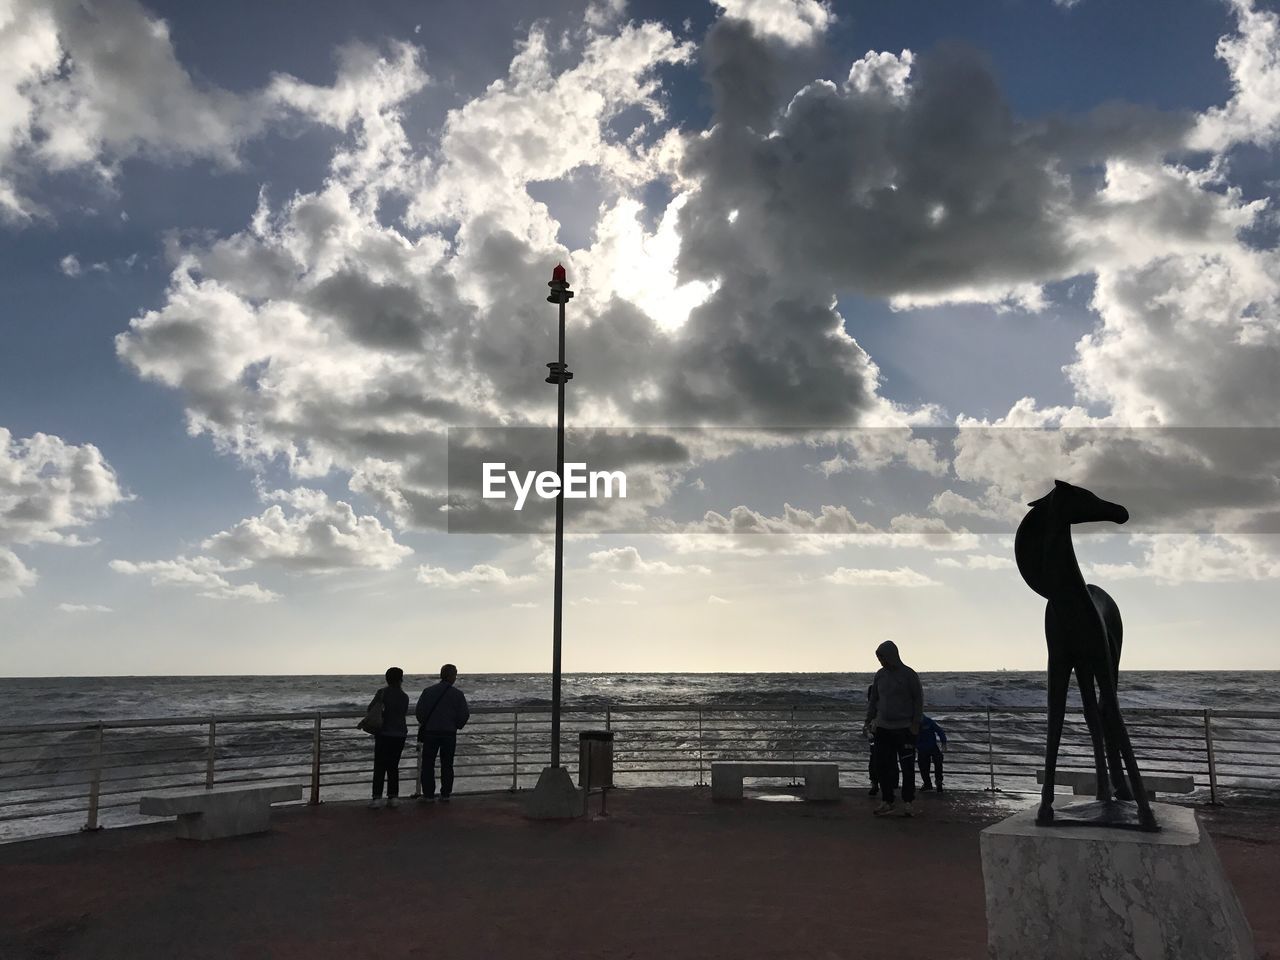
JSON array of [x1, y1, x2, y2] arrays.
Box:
[[789, 706, 798, 785], [309, 714, 322, 806], [205, 719, 217, 788], [605, 704, 611, 731], [987, 707, 996, 792], [1204, 709, 1219, 805], [698, 709, 704, 786], [82, 722, 104, 832], [510, 711, 519, 792]]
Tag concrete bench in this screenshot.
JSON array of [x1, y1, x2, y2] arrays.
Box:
[[1035, 769, 1194, 799], [139, 783, 303, 839], [711, 761, 840, 801]]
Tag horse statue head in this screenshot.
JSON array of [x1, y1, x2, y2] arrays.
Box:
[[1016, 480, 1129, 600]]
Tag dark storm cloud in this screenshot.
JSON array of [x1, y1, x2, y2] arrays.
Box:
[[676, 33, 1200, 301]]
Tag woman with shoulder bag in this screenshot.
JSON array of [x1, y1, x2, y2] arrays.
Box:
[[366, 667, 410, 808]]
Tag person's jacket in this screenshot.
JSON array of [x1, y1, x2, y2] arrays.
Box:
[[372, 685, 410, 737], [865, 641, 923, 731], [416, 681, 470, 734], [916, 715, 947, 753]]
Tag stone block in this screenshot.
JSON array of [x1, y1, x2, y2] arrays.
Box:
[[981, 802, 1254, 960], [523, 765, 582, 820], [710, 761, 840, 801], [139, 783, 302, 840]]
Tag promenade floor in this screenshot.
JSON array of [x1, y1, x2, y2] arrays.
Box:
[[1, 787, 1277, 960]]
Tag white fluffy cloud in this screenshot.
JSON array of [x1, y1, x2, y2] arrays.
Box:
[[1085, 534, 1280, 585], [417, 563, 534, 587], [0, 548, 36, 599], [587, 545, 710, 575], [821, 566, 940, 587], [712, 0, 834, 46], [203, 487, 412, 572], [0, 0, 428, 221], [109, 488, 405, 602], [1191, 0, 1280, 150], [0, 428, 127, 597], [110, 556, 279, 603]]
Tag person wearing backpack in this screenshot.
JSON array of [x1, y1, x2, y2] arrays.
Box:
[[366, 667, 410, 808], [415, 663, 470, 802]]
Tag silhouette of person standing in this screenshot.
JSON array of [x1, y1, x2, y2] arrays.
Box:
[[864, 641, 923, 817], [368, 667, 410, 808], [416, 664, 470, 802]]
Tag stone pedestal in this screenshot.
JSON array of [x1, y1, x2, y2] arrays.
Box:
[[523, 765, 582, 820], [981, 802, 1254, 960]]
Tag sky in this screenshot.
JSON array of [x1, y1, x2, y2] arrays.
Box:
[[1, 0, 1279, 676]]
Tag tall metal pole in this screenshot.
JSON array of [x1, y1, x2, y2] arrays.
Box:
[[545, 265, 573, 768]]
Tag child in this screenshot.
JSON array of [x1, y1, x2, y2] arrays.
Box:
[[917, 714, 947, 793]]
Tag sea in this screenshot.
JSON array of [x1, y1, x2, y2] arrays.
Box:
[[2, 672, 1277, 842], [1, 670, 1276, 726]]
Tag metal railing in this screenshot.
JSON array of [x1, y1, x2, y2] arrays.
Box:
[[2, 703, 1279, 842]]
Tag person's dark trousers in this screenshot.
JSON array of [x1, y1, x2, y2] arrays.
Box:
[[918, 747, 943, 789], [874, 727, 916, 804], [421, 731, 458, 798], [372, 734, 407, 799]]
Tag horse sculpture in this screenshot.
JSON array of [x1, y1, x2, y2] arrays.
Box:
[[1015, 479, 1158, 832]]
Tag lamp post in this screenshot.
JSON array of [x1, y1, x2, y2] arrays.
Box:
[[525, 264, 582, 819], [545, 263, 573, 768]]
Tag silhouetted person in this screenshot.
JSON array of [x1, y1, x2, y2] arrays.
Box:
[[368, 667, 410, 808], [416, 664, 470, 802], [864, 640, 923, 817], [917, 714, 948, 792]]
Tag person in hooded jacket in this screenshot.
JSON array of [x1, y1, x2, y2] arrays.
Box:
[[863, 641, 924, 817]]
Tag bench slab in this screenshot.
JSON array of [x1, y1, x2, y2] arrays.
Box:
[[139, 784, 302, 839], [711, 761, 840, 802], [1035, 770, 1194, 799]]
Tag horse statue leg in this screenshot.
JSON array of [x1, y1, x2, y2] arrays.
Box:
[[1094, 657, 1158, 830], [1074, 663, 1111, 801], [1089, 584, 1131, 801], [1039, 650, 1072, 825]]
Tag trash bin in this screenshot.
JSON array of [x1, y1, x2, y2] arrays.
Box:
[[579, 730, 614, 790]]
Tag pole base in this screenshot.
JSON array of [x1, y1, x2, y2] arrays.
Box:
[[523, 766, 582, 820]]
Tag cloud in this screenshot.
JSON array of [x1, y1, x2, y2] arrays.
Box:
[[935, 554, 1014, 571], [712, 0, 834, 47], [57, 602, 112, 613], [1, 428, 127, 597], [673, 28, 1264, 314], [110, 556, 279, 603], [708, 593, 730, 603], [416, 563, 534, 587], [0, 549, 36, 599], [821, 566, 940, 587], [0, 0, 428, 220], [664, 503, 980, 555], [59, 254, 81, 276], [0, 0, 265, 218], [1191, 0, 1280, 150], [587, 545, 710, 574], [814, 429, 949, 477], [203, 487, 411, 572], [109, 487, 404, 601], [1084, 534, 1280, 585]]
